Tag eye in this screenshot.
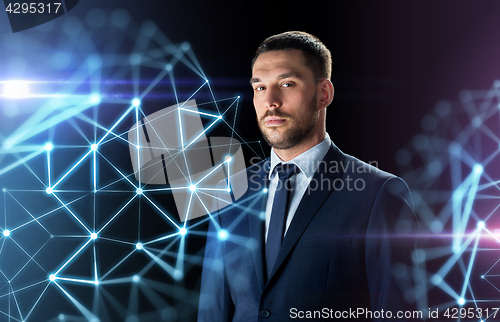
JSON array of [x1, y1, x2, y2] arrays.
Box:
[[254, 85, 266, 91], [281, 82, 293, 88]]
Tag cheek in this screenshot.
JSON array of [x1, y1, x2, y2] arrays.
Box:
[[253, 98, 265, 117]]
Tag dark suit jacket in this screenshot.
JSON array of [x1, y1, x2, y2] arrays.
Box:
[[198, 143, 421, 321]]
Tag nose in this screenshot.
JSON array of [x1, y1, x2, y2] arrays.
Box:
[[263, 87, 282, 110]]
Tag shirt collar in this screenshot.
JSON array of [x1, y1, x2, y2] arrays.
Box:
[[269, 133, 332, 179]]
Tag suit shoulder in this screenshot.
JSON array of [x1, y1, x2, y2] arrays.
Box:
[[341, 153, 396, 182], [338, 153, 411, 197]]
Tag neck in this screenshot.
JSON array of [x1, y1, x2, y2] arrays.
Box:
[[273, 129, 325, 162]]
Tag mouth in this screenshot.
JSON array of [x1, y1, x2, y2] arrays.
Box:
[[264, 116, 287, 127]]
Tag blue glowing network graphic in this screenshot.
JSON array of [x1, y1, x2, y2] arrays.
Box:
[[397, 81, 500, 315], [0, 9, 264, 321]]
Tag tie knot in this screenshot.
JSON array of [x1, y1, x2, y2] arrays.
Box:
[[275, 163, 299, 180]]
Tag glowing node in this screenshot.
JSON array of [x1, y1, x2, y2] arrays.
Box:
[[472, 116, 481, 127], [263, 188, 268, 193], [237, 96, 240, 99], [217, 229, 229, 241], [3, 230, 10, 237], [457, 297, 465, 306], [189, 185, 196, 192], [90, 233, 98, 240], [44, 142, 54, 151], [205, 79, 209, 83], [132, 98, 141, 107], [226, 187, 231, 192], [3, 80, 29, 98], [218, 115, 222, 120], [448, 142, 461, 156], [477, 221, 485, 229], [225, 155, 232, 163], [136, 187, 143, 195], [136, 145, 140, 150], [94, 280, 99, 286], [179, 228, 187, 236], [46, 187, 53, 194], [90, 93, 101, 104], [173, 269, 183, 280], [136, 242, 143, 250], [3, 140, 13, 151], [481, 275, 485, 279], [91, 143, 98, 151], [49, 274, 56, 282], [132, 275, 140, 283], [431, 274, 442, 285], [473, 164, 483, 174], [2, 188, 5, 192]]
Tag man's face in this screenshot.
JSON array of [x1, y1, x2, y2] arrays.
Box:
[[251, 49, 320, 150]]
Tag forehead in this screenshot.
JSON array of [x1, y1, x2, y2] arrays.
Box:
[[252, 49, 312, 79]]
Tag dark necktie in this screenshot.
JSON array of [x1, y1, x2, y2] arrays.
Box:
[[265, 163, 298, 278]]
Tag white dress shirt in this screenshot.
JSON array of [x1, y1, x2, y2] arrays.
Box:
[[264, 133, 332, 242]]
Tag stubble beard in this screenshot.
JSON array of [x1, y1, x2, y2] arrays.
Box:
[[257, 93, 319, 150]]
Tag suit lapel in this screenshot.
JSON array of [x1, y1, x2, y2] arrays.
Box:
[[246, 160, 270, 292], [265, 143, 345, 284]]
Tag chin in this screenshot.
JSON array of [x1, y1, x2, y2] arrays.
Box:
[[266, 134, 295, 150]]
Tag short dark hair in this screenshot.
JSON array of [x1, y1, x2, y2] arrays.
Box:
[[252, 31, 332, 82]]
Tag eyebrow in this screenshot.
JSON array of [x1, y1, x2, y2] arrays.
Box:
[[249, 72, 303, 85]]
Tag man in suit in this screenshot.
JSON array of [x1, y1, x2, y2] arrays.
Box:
[[198, 31, 422, 321]]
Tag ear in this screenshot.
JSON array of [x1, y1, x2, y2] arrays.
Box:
[[318, 79, 334, 110]]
